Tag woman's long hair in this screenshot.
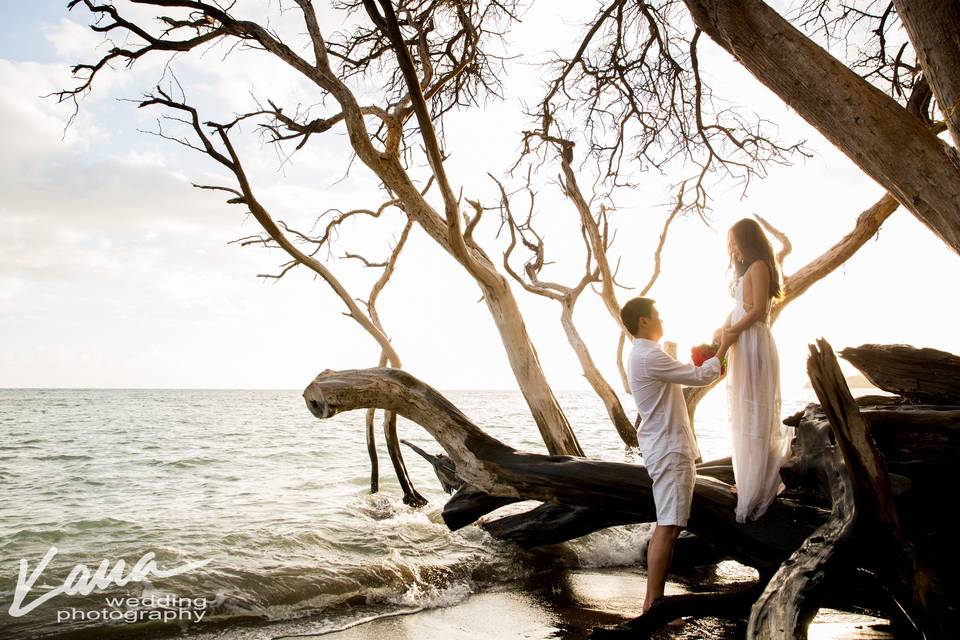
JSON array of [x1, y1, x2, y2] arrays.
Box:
[[729, 218, 783, 298]]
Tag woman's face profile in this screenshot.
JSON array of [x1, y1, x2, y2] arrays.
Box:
[[727, 229, 742, 262]]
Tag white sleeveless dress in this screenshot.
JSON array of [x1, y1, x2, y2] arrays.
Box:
[[727, 276, 792, 523]]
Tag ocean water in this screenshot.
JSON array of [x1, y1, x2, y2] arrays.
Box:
[[0, 387, 816, 640]]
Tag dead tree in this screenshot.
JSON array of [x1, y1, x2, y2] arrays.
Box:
[[550, 0, 959, 252], [495, 162, 680, 449], [351, 216, 426, 505], [538, 2, 927, 430], [232, 193, 422, 502], [148, 85, 428, 506], [681, 0, 960, 254], [517, 134, 683, 398], [495, 174, 637, 448], [62, 0, 586, 456]]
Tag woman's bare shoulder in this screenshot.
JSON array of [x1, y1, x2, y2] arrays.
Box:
[[747, 260, 770, 276]]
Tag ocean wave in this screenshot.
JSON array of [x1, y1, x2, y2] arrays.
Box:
[[1, 388, 765, 640], [0, 517, 142, 546], [158, 456, 221, 468], [560, 523, 653, 568]]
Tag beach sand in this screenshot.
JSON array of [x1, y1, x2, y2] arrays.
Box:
[[185, 565, 896, 640]]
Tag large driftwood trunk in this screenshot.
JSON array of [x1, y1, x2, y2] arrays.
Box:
[[682, 0, 960, 255], [804, 341, 956, 638], [746, 343, 960, 639], [748, 402, 855, 638], [303, 367, 824, 572], [840, 343, 960, 404], [304, 340, 960, 637]]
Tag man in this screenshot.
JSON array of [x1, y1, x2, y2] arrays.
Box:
[[620, 296, 733, 612]]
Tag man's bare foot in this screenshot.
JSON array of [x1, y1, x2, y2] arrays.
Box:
[[641, 596, 662, 614], [730, 485, 738, 495]]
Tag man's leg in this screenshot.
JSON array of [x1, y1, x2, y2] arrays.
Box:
[[643, 524, 680, 612], [643, 453, 695, 612]]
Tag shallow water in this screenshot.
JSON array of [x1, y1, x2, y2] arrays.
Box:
[[0, 387, 818, 639]]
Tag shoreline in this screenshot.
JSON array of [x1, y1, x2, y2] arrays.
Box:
[[175, 564, 894, 640]]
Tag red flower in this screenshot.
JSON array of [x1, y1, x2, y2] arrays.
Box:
[[691, 342, 727, 375]]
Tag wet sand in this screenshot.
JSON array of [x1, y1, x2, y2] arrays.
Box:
[[186, 565, 896, 640]]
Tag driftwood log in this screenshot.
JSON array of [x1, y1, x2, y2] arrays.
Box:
[[841, 344, 960, 405], [304, 367, 825, 571], [400, 439, 463, 494], [303, 341, 960, 638]]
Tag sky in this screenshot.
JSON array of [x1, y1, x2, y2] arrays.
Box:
[[1, 1, 957, 394]]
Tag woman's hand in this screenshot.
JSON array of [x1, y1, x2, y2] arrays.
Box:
[[712, 327, 724, 345]]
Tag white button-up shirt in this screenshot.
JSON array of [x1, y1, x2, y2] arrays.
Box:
[[627, 338, 722, 465]]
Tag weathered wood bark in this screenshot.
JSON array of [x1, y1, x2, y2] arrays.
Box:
[[303, 367, 825, 572], [481, 501, 645, 547], [683, 0, 960, 255], [206, 131, 428, 507], [841, 344, 960, 404], [382, 411, 427, 507], [803, 339, 954, 638], [362, 1, 584, 457], [364, 408, 379, 493], [769, 195, 899, 323], [749, 402, 855, 638], [400, 439, 463, 495], [497, 170, 637, 448], [893, 0, 960, 149], [442, 486, 522, 531], [560, 299, 638, 448]]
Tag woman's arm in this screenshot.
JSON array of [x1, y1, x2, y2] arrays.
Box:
[[727, 262, 770, 335], [713, 314, 732, 345]]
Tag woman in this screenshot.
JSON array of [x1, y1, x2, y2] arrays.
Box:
[[715, 218, 792, 523]]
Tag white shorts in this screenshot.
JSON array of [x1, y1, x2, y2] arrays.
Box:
[[645, 452, 697, 527]]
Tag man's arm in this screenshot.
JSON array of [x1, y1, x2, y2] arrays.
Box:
[[645, 332, 733, 387], [645, 349, 721, 387]]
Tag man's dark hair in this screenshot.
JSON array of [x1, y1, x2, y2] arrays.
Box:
[[620, 297, 656, 336]]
